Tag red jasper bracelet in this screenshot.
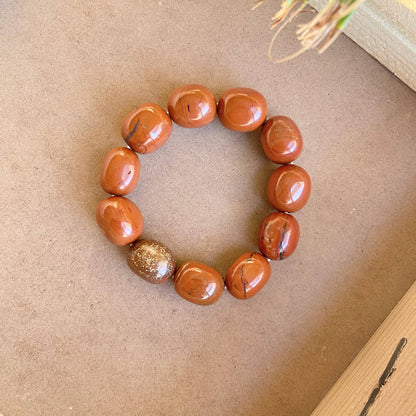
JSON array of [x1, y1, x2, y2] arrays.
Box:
[[96, 84, 311, 305]]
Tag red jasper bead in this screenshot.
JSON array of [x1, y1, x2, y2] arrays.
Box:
[[267, 164, 311, 212], [174, 261, 224, 306], [96, 196, 144, 246], [225, 252, 271, 299], [168, 84, 216, 128], [258, 212, 300, 260], [100, 147, 140, 196], [261, 116, 303, 164], [121, 103, 172, 154], [217, 88, 267, 132]]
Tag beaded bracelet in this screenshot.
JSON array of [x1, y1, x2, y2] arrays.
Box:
[[96, 84, 311, 306]]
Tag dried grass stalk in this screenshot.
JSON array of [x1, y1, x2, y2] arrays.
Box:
[[252, 0, 367, 62]]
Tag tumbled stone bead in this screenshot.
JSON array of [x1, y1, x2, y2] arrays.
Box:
[[121, 103, 172, 154], [225, 252, 271, 300], [261, 116, 303, 164], [217, 88, 267, 132], [258, 212, 300, 260], [168, 84, 216, 128], [100, 147, 140, 195], [267, 164, 311, 212], [174, 261, 224, 306], [127, 240, 176, 284], [96, 196, 143, 246]]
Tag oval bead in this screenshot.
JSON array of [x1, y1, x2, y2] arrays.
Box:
[[121, 103, 172, 154], [225, 252, 271, 300], [217, 88, 267, 132], [258, 212, 300, 260], [168, 84, 216, 128], [96, 196, 144, 246], [100, 147, 140, 195], [261, 116, 303, 164], [128, 240, 176, 284], [267, 164, 311, 212], [174, 261, 224, 306]]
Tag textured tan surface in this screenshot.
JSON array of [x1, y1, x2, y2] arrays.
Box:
[[0, 1, 415, 415]]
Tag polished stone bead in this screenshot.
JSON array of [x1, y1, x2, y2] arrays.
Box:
[[261, 116, 303, 164], [217, 88, 267, 132], [96, 196, 143, 246], [174, 261, 224, 306], [127, 240, 176, 284], [168, 84, 216, 128], [258, 212, 299, 260], [225, 252, 271, 300], [100, 147, 140, 195], [121, 103, 172, 154], [267, 164, 311, 212]]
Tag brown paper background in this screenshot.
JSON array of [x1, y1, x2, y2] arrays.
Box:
[[1, 1, 415, 415]]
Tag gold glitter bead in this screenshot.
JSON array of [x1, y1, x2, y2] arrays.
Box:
[[127, 240, 176, 284]]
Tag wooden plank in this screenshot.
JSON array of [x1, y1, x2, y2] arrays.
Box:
[[397, 0, 416, 13], [310, 0, 416, 92], [310, 281, 416, 416]]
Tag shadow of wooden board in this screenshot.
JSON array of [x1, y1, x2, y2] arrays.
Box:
[[310, 0, 416, 92], [309, 281, 416, 416]]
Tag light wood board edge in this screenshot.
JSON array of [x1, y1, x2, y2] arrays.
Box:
[[310, 0, 416, 92], [309, 280, 416, 416]]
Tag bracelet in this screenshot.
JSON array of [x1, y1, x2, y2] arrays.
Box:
[[96, 85, 311, 306]]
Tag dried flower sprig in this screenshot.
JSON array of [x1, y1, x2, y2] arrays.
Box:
[[253, 0, 367, 62]]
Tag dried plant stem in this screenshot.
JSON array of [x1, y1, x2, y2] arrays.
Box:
[[268, 3, 310, 63], [253, 0, 367, 62]]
